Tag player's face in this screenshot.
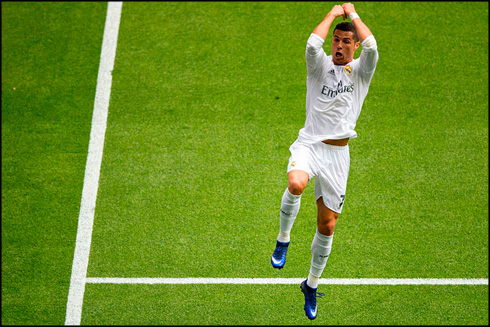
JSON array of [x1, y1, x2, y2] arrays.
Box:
[[331, 30, 360, 66]]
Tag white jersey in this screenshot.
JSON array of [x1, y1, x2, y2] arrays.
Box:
[[297, 33, 379, 144]]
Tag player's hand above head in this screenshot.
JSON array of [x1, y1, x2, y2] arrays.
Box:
[[341, 3, 356, 16], [328, 5, 345, 20]]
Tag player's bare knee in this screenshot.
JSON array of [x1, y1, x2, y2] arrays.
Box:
[[318, 219, 337, 236], [288, 178, 306, 195], [317, 210, 338, 236]]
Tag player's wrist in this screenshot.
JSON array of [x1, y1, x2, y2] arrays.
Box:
[[349, 12, 360, 20], [326, 11, 339, 20]]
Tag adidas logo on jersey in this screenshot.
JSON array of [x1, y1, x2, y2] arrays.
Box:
[[328, 69, 335, 75]]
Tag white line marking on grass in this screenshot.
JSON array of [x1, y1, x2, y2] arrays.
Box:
[[65, 2, 122, 325], [86, 277, 488, 285]]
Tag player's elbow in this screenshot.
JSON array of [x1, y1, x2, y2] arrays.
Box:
[[306, 44, 322, 57], [361, 35, 377, 50]]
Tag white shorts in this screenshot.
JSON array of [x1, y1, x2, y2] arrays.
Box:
[[287, 140, 350, 213]]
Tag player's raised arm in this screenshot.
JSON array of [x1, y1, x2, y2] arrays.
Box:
[[307, 5, 346, 72], [312, 5, 345, 41], [341, 3, 372, 42], [342, 2, 378, 77]]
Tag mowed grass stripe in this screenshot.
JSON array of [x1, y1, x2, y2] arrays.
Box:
[[2, 2, 108, 325], [86, 277, 488, 285]]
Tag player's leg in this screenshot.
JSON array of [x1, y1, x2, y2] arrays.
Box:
[[271, 170, 309, 269], [272, 140, 314, 269], [280, 142, 313, 241], [280, 169, 309, 241], [308, 198, 338, 287], [301, 198, 337, 320], [301, 143, 349, 319]]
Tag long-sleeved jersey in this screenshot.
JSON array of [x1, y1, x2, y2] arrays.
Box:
[[297, 32, 378, 144]]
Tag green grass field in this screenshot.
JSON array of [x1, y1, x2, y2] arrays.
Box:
[[2, 1, 488, 325]]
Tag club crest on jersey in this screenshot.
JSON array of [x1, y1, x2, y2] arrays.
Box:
[[344, 65, 352, 75]]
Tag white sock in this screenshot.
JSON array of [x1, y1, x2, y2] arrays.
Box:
[[306, 273, 320, 289], [277, 188, 301, 243], [309, 229, 333, 282]]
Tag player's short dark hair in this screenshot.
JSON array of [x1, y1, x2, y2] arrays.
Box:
[[333, 22, 359, 42]]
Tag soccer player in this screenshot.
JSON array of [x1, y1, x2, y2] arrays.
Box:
[[270, 3, 378, 320]]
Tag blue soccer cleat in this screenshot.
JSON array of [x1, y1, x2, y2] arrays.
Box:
[[300, 279, 325, 320], [271, 240, 290, 269]]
